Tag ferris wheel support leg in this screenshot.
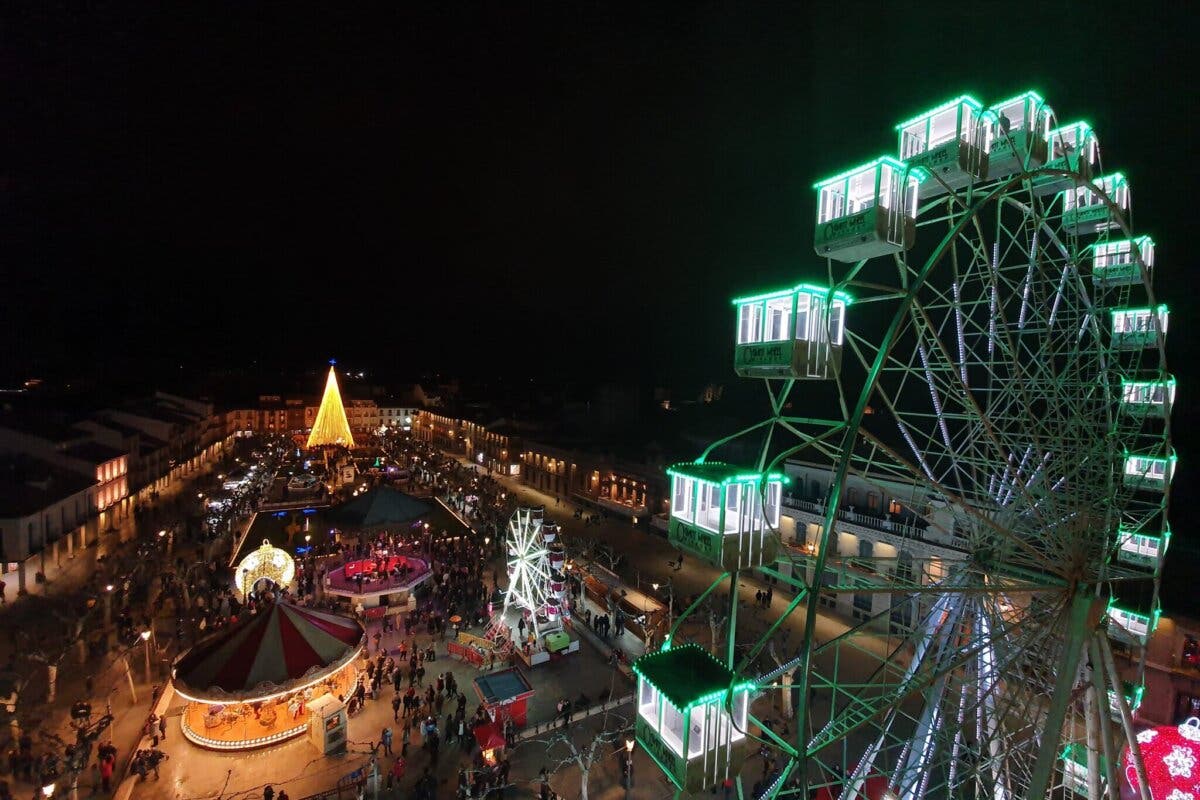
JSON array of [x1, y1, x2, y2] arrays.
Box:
[[726, 568, 740, 668], [1028, 592, 1093, 800], [1098, 634, 1151, 800], [1086, 637, 1120, 800]]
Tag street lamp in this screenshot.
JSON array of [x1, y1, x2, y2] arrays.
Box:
[[41, 782, 55, 798], [652, 581, 674, 635], [103, 584, 114, 626], [622, 739, 635, 797], [140, 630, 152, 682]]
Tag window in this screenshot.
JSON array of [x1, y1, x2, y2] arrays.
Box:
[[724, 484, 742, 534], [890, 594, 915, 634], [764, 482, 780, 528], [866, 493, 880, 511], [819, 186, 847, 223], [819, 571, 837, 609], [901, 122, 927, 159], [853, 591, 873, 620], [639, 680, 658, 723], [661, 700, 685, 756], [1183, 637, 1200, 668], [738, 303, 764, 344], [794, 294, 811, 341], [687, 703, 707, 757], [829, 302, 846, 346], [846, 170, 876, 215], [928, 107, 959, 149], [765, 297, 792, 341], [858, 539, 873, 560], [697, 482, 722, 532], [672, 476, 695, 522], [731, 691, 748, 740]]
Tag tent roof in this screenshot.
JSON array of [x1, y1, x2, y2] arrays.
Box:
[[327, 486, 432, 531], [472, 721, 506, 750], [172, 603, 364, 701]]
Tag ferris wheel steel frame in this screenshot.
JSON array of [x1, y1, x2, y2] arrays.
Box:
[[661, 99, 1170, 800]]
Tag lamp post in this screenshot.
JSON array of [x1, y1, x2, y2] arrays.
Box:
[[140, 630, 152, 683], [622, 739, 635, 799], [652, 580, 673, 635], [103, 584, 114, 626], [41, 781, 55, 799]]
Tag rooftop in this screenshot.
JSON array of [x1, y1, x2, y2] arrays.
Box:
[[665, 461, 787, 484], [0, 455, 97, 518], [63, 442, 127, 465], [0, 410, 84, 444], [633, 644, 741, 709]]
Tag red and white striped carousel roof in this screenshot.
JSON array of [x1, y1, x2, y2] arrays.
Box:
[[173, 603, 364, 701]]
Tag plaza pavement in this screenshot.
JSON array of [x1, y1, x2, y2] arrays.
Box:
[[0, 457, 245, 800], [125, 607, 647, 800]]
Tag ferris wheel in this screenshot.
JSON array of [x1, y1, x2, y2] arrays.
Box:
[[632, 91, 1172, 800], [499, 507, 567, 640]]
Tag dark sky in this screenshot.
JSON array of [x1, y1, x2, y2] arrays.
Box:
[[7, 2, 1194, 386], [3, 3, 1198, 604]]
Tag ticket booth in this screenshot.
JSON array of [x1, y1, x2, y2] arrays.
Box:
[[473, 667, 535, 727], [307, 694, 348, 754]]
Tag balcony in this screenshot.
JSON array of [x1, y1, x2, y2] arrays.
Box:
[[782, 495, 968, 552]]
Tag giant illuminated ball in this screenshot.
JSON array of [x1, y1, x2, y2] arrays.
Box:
[[235, 539, 296, 594], [1122, 717, 1200, 800]]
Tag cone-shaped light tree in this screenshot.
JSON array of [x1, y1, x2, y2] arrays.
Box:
[[307, 364, 355, 448]]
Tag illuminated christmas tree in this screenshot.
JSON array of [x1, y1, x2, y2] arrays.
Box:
[[307, 363, 355, 448]]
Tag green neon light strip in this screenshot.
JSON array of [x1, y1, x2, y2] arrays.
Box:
[[1121, 376, 1175, 390], [665, 466, 787, 483], [1049, 120, 1094, 139], [1091, 236, 1153, 253], [894, 94, 984, 130], [1117, 526, 1171, 548], [1094, 172, 1127, 187], [812, 155, 917, 189], [1111, 304, 1169, 318], [1106, 598, 1162, 628], [731, 282, 855, 306], [988, 89, 1046, 111], [1123, 455, 1177, 470]]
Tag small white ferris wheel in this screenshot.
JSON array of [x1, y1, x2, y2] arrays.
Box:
[[502, 507, 568, 639]]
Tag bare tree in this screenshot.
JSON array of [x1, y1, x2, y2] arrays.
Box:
[[521, 675, 633, 800], [768, 638, 796, 719], [706, 599, 728, 657]]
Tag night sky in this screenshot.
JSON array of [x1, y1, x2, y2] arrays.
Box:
[[4, 4, 1198, 595]]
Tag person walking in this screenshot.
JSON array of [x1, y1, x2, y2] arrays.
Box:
[[391, 693, 402, 722], [380, 726, 393, 757], [263, 786, 275, 800], [99, 753, 114, 793], [401, 723, 410, 757], [158, 713, 167, 741]]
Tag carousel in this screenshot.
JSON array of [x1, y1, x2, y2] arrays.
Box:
[[171, 602, 364, 750]]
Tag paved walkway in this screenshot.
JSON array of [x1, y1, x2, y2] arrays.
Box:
[[0, 453, 243, 798], [450, 455, 896, 669], [124, 605, 636, 800]]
